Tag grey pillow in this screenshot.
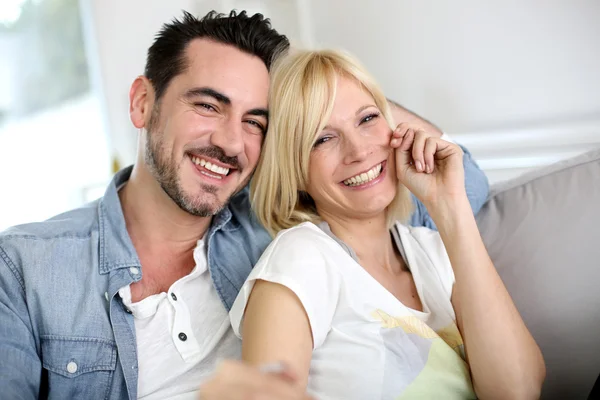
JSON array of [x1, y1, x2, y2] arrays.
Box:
[[476, 148, 600, 399]]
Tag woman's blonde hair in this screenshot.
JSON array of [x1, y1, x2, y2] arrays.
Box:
[[251, 49, 414, 237]]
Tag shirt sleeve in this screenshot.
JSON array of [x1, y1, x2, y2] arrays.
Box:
[[440, 132, 454, 143], [229, 224, 342, 349], [0, 245, 41, 399]]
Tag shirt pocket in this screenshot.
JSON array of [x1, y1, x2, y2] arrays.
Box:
[[41, 335, 117, 400]]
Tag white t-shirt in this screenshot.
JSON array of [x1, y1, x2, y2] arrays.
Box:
[[230, 222, 476, 400], [119, 237, 241, 400]]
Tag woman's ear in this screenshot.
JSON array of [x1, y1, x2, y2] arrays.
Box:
[[129, 76, 155, 129]]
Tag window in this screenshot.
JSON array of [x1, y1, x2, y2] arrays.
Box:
[[0, 0, 110, 231]]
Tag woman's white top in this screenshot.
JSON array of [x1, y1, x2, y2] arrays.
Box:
[[230, 221, 475, 400]]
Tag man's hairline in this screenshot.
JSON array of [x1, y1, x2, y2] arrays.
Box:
[[149, 37, 272, 105]]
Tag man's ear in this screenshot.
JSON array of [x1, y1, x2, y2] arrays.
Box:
[[129, 76, 155, 129]]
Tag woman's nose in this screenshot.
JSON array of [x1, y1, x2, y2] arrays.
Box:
[[342, 133, 371, 165]]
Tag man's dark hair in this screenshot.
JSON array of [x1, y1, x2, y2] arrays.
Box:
[[144, 10, 289, 101]]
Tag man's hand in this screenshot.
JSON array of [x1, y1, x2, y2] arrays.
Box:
[[199, 360, 314, 400], [390, 123, 466, 211]]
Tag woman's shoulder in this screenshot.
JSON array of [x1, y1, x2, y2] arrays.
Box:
[[246, 221, 345, 302], [394, 222, 443, 250], [393, 222, 454, 296], [393, 222, 450, 271], [259, 221, 341, 264], [270, 221, 335, 249]]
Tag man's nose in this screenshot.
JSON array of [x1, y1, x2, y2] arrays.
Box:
[[209, 117, 244, 158]]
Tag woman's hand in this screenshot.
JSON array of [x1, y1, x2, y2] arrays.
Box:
[[199, 360, 313, 400], [390, 123, 467, 212]]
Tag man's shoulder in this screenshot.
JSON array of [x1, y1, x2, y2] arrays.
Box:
[[0, 199, 101, 262], [225, 186, 269, 239], [1, 200, 100, 241], [227, 185, 252, 217]]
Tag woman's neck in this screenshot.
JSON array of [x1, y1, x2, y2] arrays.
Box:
[[319, 209, 404, 274]]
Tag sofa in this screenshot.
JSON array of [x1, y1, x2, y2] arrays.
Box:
[[476, 147, 600, 399]]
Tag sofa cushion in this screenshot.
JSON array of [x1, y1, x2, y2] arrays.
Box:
[[476, 147, 600, 399]]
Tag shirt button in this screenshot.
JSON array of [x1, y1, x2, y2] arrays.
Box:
[[178, 332, 187, 341], [129, 267, 139, 275], [104, 292, 109, 301], [66, 361, 78, 374], [125, 308, 132, 314], [171, 293, 177, 301]]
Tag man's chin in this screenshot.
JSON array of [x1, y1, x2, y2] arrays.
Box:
[[184, 193, 228, 217], [178, 177, 242, 216], [179, 200, 223, 218]]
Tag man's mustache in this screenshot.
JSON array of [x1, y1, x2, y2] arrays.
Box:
[[186, 146, 241, 171]]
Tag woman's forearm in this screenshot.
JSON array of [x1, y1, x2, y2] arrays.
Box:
[[431, 197, 545, 400]]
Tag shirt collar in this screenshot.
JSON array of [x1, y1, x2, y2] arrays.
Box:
[[97, 166, 237, 274], [98, 166, 141, 274]]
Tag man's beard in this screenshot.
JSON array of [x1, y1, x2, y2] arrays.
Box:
[[144, 106, 236, 217]]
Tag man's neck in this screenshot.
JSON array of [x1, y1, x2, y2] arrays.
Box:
[[119, 164, 214, 300]]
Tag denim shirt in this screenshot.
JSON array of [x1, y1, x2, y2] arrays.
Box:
[[0, 147, 487, 400]]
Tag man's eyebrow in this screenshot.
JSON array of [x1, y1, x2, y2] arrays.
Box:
[[184, 87, 231, 105], [247, 108, 269, 119], [184, 88, 267, 119]]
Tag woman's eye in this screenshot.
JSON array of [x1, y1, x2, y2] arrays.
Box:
[[313, 136, 332, 147], [361, 113, 380, 124]]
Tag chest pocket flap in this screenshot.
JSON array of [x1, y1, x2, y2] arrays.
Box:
[[41, 336, 117, 378]]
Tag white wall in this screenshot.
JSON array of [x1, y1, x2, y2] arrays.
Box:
[[81, 0, 207, 169], [307, 0, 600, 182], [309, 0, 600, 130], [84, 0, 600, 183]]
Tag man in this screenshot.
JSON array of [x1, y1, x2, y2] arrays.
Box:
[[0, 10, 488, 400]]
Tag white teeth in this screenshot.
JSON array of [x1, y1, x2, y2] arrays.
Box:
[[191, 156, 230, 176], [343, 163, 383, 186]]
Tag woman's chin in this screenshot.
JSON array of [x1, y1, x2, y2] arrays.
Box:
[[350, 196, 394, 218]]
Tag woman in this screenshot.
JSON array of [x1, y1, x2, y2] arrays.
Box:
[[229, 49, 545, 399]]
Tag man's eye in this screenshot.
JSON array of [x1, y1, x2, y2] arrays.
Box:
[[196, 103, 216, 112], [245, 120, 266, 133]]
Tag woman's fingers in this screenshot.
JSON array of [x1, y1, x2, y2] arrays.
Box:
[[394, 124, 457, 177], [423, 137, 438, 173], [411, 130, 428, 172], [399, 128, 415, 152], [390, 123, 410, 148]]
